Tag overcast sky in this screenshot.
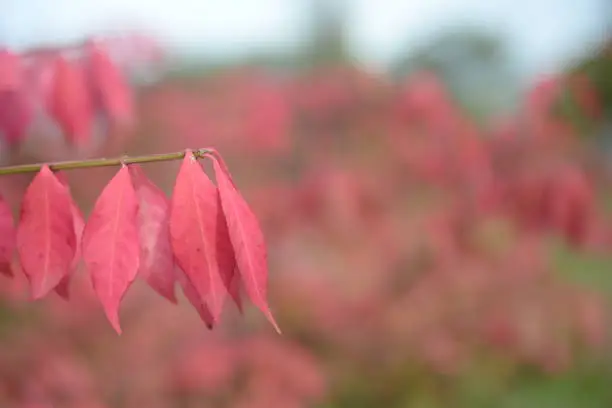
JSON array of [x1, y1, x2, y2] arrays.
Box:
[[1, 0, 610, 78]]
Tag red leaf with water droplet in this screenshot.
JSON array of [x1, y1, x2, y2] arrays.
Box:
[[0, 194, 15, 277], [169, 149, 235, 324], [87, 42, 133, 127], [129, 164, 176, 303], [176, 266, 214, 329], [82, 165, 140, 334], [47, 56, 93, 144], [16, 165, 77, 299], [54, 172, 85, 300], [208, 151, 281, 333]]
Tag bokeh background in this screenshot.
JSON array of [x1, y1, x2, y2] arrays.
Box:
[[1, 1, 612, 407]]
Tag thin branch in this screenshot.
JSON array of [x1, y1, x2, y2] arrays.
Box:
[[0, 148, 211, 176]]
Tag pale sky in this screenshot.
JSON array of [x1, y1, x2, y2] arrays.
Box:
[[1, 0, 610, 78]]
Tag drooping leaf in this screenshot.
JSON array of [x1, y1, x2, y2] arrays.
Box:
[[82, 165, 140, 334], [0, 51, 31, 146], [0, 90, 33, 146], [54, 172, 85, 300], [0, 194, 15, 277], [169, 149, 235, 324], [208, 151, 281, 333], [16, 165, 77, 299], [176, 266, 214, 329], [185, 152, 242, 312], [0, 49, 21, 91], [47, 56, 93, 144], [129, 164, 176, 303], [215, 189, 243, 314], [87, 42, 133, 127]]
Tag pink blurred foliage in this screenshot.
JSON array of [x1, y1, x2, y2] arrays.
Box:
[[144, 70, 292, 156], [0, 43, 610, 406], [0, 34, 162, 166]]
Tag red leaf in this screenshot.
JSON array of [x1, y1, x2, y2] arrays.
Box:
[[47, 56, 93, 144], [176, 266, 214, 329], [208, 151, 281, 333], [129, 164, 176, 303], [54, 172, 85, 300], [169, 149, 235, 324], [16, 165, 77, 299], [82, 165, 140, 334], [0, 90, 33, 146], [214, 189, 243, 314], [0, 194, 15, 277], [87, 42, 134, 127], [0, 49, 21, 91]]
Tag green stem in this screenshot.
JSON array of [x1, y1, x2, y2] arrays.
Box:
[[0, 148, 211, 176]]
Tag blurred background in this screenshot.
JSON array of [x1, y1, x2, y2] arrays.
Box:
[[1, 0, 612, 407]]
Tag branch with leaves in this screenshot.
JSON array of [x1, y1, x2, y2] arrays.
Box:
[[0, 148, 280, 334]]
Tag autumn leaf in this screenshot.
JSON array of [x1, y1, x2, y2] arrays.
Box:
[[82, 165, 140, 334], [169, 149, 235, 324], [228, 266, 244, 314], [47, 56, 93, 144], [0, 89, 33, 146], [16, 165, 77, 299], [0, 49, 21, 91], [87, 42, 133, 127], [54, 172, 85, 300], [129, 164, 176, 303], [208, 151, 281, 333]]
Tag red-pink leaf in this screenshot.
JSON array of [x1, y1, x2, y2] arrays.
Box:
[[0, 49, 21, 91], [47, 56, 93, 144], [169, 149, 235, 324], [0, 51, 29, 144], [87, 42, 134, 127], [214, 189, 243, 314], [0, 194, 15, 277], [54, 172, 85, 300], [209, 151, 281, 333], [129, 164, 176, 303], [176, 266, 214, 329], [16, 165, 77, 299], [82, 165, 140, 334], [0, 90, 33, 146], [54, 203, 84, 300]]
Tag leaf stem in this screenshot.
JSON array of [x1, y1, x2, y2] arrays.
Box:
[[0, 149, 211, 176]]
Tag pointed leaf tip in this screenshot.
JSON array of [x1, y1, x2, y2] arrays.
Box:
[[228, 269, 244, 314], [176, 266, 215, 329]]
